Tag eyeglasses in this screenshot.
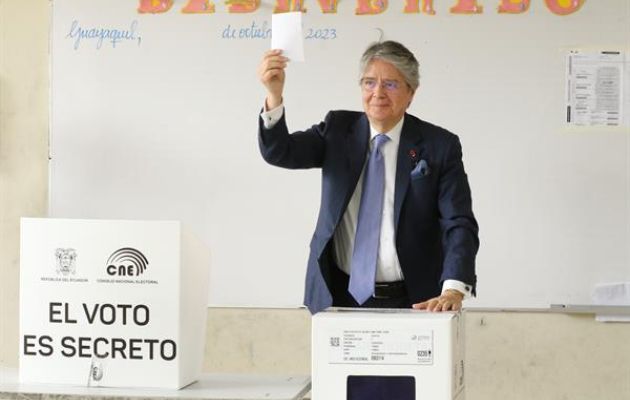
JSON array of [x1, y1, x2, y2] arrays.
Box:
[[360, 78, 402, 92]]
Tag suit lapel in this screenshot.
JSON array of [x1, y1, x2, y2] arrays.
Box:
[[347, 115, 370, 181], [394, 114, 423, 231], [333, 114, 369, 229]]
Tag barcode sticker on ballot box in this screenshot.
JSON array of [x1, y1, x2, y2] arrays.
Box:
[[327, 329, 434, 365]]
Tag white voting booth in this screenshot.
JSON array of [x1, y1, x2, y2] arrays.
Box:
[[19, 218, 210, 389], [312, 309, 465, 400]]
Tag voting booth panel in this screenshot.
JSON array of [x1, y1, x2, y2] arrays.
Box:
[[19, 218, 210, 389], [312, 310, 464, 400]]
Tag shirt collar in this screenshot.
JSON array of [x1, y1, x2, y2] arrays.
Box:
[[369, 115, 404, 148]]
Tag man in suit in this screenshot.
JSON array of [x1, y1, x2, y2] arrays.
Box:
[[258, 41, 478, 315]]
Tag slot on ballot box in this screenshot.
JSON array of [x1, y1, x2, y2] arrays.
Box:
[[312, 309, 465, 400], [19, 218, 210, 389]]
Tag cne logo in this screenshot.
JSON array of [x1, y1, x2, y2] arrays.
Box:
[[106, 247, 149, 277]]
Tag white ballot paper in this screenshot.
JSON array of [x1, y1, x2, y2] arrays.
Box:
[[566, 51, 627, 127], [272, 12, 304, 62]]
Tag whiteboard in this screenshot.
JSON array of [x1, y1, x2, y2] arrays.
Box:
[[50, 0, 630, 308]]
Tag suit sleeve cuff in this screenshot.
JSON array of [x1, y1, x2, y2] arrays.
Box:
[[260, 103, 284, 129], [442, 279, 472, 299]]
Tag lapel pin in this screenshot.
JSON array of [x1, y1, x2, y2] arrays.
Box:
[[409, 149, 418, 166]]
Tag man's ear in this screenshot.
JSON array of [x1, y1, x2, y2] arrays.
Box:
[[407, 90, 416, 109]]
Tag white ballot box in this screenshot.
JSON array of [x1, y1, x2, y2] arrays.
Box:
[[312, 309, 464, 400], [19, 218, 210, 389]]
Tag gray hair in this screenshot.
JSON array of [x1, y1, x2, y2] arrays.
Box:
[[360, 41, 420, 91]]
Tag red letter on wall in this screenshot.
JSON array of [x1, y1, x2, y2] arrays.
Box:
[[450, 0, 483, 13], [544, 0, 584, 15], [356, 0, 388, 15], [317, 0, 339, 13], [274, 0, 306, 13], [182, 0, 215, 13], [497, 0, 529, 13], [404, 0, 435, 15], [138, 0, 174, 13], [228, 0, 260, 13], [275, 0, 337, 13]]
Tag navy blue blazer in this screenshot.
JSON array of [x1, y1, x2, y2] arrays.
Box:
[[259, 110, 479, 314]]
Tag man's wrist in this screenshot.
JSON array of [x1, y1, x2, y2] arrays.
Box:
[[265, 95, 282, 111], [442, 279, 472, 298], [443, 289, 464, 300]]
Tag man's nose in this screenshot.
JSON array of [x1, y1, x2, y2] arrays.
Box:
[[373, 83, 387, 96]]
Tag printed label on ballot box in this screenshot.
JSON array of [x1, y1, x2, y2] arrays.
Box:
[[327, 329, 434, 365]]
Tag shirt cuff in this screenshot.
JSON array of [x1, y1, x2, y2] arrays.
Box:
[[260, 103, 284, 129], [442, 279, 473, 299]]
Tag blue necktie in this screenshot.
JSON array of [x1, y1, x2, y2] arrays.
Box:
[[348, 133, 390, 305]]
